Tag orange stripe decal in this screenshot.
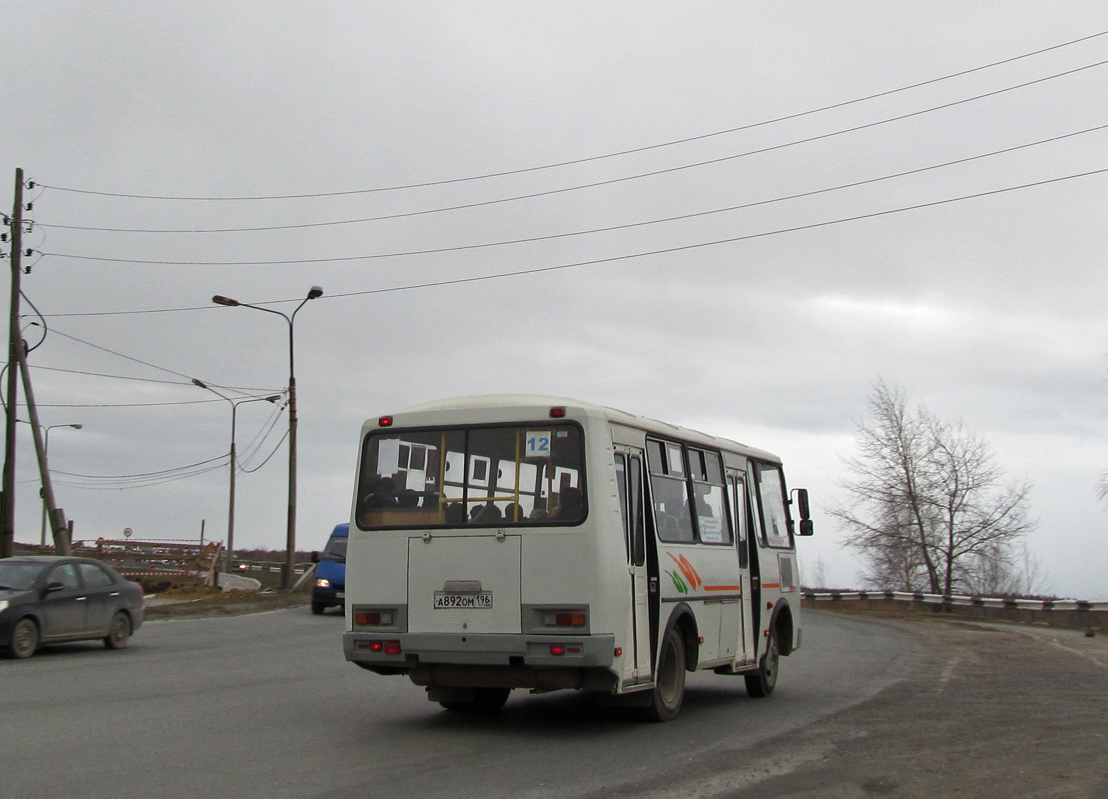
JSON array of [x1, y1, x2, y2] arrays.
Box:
[[704, 585, 741, 591], [762, 583, 781, 589]]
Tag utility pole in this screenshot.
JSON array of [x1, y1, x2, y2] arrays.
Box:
[[2, 168, 24, 558], [17, 341, 71, 554]]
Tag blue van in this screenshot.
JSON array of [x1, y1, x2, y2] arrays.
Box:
[[310, 523, 348, 615]]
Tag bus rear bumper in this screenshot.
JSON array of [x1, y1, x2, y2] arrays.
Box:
[[343, 631, 617, 688]]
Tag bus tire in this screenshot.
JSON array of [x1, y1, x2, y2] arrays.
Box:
[[745, 628, 780, 698], [642, 626, 686, 722]]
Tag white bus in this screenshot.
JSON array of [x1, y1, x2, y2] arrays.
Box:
[[342, 395, 813, 720]]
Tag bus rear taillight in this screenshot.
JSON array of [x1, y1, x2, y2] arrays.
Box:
[[357, 640, 401, 655], [548, 612, 586, 627], [378, 416, 393, 427], [354, 610, 394, 626]]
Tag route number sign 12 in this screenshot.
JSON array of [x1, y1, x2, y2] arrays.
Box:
[[525, 431, 551, 458]]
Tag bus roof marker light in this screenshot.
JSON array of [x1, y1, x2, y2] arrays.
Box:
[[378, 416, 393, 427], [549, 407, 566, 418]]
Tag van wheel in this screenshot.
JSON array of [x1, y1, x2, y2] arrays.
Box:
[[311, 601, 326, 615], [642, 626, 686, 721], [745, 629, 780, 698]]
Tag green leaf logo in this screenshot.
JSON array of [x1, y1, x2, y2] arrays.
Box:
[[666, 570, 689, 594]]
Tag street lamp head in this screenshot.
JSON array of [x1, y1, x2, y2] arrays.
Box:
[[70, 424, 83, 430], [191, 378, 209, 389], [212, 295, 239, 307], [265, 395, 281, 403], [307, 286, 323, 301]]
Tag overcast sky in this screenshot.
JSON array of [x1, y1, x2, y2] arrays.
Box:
[[3, 3, 1107, 598]]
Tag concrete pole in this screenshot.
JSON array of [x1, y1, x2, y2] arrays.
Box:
[[17, 341, 70, 554], [1, 168, 24, 558]]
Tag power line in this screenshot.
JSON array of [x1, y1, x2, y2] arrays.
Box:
[[30, 364, 197, 386], [36, 164, 1108, 318], [36, 56, 1108, 237], [37, 399, 226, 408], [54, 461, 229, 490], [32, 329, 284, 394], [37, 123, 1108, 267], [53, 454, 226, 480], [31, 28, 1108, 202]]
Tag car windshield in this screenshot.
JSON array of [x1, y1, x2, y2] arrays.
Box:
[[0, 560, 47, 591], [324, 537, 347, 559]]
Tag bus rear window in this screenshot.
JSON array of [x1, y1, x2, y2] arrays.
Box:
[[356, 424, 586, 529]]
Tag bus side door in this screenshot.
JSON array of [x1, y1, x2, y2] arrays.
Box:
[[727, 473, 756, 665], [615, 450, 652, 684]]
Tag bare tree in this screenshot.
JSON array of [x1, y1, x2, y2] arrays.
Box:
[[831, 381, 1036, 595]]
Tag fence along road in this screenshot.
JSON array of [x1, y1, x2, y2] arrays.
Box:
[[1, 607, 1105, 795]]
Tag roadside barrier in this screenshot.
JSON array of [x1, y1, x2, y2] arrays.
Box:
[[802, 590, 1108, 633]]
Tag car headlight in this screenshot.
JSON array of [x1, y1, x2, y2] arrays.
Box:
[[315, 578, 331, 589], [0, 600, 8, 612]]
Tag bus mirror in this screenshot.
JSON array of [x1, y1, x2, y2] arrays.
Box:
[[799, 519, 814, 536], [310, 551, 321, 564], [793, 488, 811, 520]]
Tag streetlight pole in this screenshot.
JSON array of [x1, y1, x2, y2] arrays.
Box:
[[211, 286, 322, 589], [40, 424, 82, 546], [192, 380, 281, 578]]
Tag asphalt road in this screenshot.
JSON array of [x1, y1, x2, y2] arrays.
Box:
[[19, 606, 1105, 797], [0, 607, 912, 797]]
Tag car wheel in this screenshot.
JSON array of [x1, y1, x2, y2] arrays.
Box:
[[311, 601, 326, 615], [745, 628, 779, 698], [104, 611, 131, 650], [642, 626, 686, 721], [7, 617, 39, 659]]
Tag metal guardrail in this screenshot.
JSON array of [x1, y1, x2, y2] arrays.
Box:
[[803, 589, 1107, 634], [802, 590, 1108, 611]]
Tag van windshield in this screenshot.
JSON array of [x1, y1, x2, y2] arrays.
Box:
[[324, 537, 348, 559], [356, 423, 585, 529]]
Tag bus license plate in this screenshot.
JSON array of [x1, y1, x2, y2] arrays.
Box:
[[434, 592, 493, 609]]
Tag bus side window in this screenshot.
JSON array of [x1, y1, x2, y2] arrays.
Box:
[[728, 475, 749, 568], [689, 449, 730, 545], [615, 454, 630, 559], [647, 439, 694, 544], [629, 455, 645, 567], [754, 462, 791, 549]]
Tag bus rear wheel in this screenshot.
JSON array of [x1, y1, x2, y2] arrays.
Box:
[[642, 626, 686, 722], [745, 629, 780, 698]]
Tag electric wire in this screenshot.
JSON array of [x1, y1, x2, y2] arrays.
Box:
[[236, 400, 287, 468], [31, 28, 1108, 202], [19, 292, 48, 353], [54, 460, 229, 490], [37, 398, 226, 408], [35, 329, 283, 394], [39, 123, 1108, 267], [36, 56, 1108, 237], [35, 163, 1108, 318], [52, 453, 227, 479], [238, 426, 289, 474]]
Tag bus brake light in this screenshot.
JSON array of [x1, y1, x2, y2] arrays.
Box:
[[378, 416, 393, 427]]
